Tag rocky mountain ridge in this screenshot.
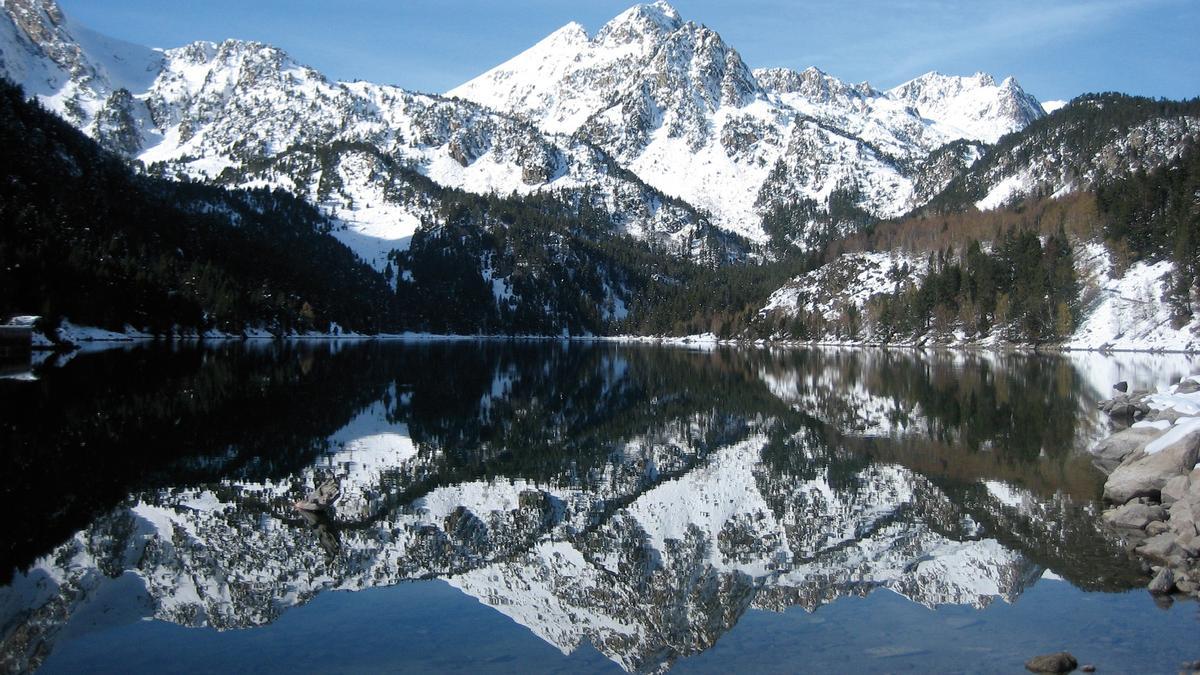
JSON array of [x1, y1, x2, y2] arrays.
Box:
[[450, 2, 1046, 240], [0, 0, 722, 274], [4, 0, 1045, 256]]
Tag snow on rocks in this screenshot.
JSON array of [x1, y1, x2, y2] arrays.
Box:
[[1092, 373, 1200, 597]]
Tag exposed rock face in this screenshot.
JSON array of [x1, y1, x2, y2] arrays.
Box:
[[91, 87, 144, 156]]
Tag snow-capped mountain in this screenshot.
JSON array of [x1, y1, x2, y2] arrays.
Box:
[[2, 0, 1045, 256], [449, 1, 1045, 239], [0, 0, 717, 273]]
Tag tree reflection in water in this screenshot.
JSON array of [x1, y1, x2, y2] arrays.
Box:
[[1, 341, 1184, 673]]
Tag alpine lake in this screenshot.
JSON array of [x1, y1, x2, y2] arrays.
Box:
[[2, 340, 1199, 674]]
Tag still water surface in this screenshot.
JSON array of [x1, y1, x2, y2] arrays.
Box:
[[2, 341, 1199, 673]]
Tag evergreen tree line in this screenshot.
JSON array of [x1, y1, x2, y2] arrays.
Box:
[[866, 229, 1079, 342], [1097, 146, 1200, 326], [387, 185, 799, 336], [758, 228, 1079, 344]]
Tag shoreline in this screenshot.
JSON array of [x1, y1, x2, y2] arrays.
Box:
[[1089, 376, 1200, 599], [24, 328, 1200, 356]]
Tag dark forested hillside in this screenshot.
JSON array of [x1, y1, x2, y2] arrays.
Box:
[[0, 79, 399, 336]]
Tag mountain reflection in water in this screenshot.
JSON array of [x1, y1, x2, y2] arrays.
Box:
[[1, 342, 1197, 673]]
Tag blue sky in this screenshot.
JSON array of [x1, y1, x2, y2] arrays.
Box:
[[57, 0, 1199, 102]]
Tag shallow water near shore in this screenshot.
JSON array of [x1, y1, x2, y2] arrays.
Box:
[[3, 341, 1199, 673]]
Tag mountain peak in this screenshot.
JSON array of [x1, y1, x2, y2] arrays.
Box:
[[888, 70, 1044, 144], [597, 1, 684, 44], [543, 20, 589, 46]]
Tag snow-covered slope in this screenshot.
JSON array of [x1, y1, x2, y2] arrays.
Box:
[[887, 71, 1043, 145], [450, 3, 1044, 240], [947, 95, 1200, 212]]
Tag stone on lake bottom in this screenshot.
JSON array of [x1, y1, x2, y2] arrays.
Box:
[[1025, 651, 1078, 673]]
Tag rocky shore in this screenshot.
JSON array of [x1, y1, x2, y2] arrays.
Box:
[[1092, 376, 1200, 598]]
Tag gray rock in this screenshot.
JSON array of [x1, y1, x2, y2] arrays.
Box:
[[1148, 566, 1175, 594], [1176, 379, 1200, 394], [1114, 380, 1129, 393], [1170, 498, 1200, 538], [1102, 502, 1166, 529], [1136, 532, 1182, 564], [1090, 426, 1164, 473], [1146, 520, 1171, 535], [1174, 526, 1200, 557], [1147, 409, 1187, 425], [1025, 652, 1078, 673], [1104, 428, 1200, 504], [1162, 475, 1190, 505], [1108, 402, 1133, 417]]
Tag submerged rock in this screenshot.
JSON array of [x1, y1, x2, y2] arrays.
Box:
[[1025, 651, 1078, 673]]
